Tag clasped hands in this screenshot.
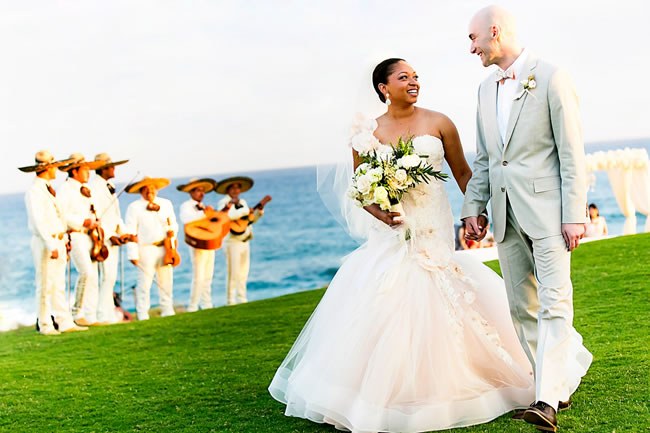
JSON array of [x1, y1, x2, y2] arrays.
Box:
[[463, 215, 489, 241]]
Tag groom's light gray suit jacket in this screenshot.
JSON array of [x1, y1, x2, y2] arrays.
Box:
[[461, 54, 588, 242]]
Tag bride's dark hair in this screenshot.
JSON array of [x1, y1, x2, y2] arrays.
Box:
[[372, 58, 405, 103]]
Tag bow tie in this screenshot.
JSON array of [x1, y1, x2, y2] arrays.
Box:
[[107, 183, 116, 195], [495, 68, 515, 83], [46, 184, 56, 197], [146, 202, 160, 212], [195, 203, 205, 211], [80, 186, 92, 198]]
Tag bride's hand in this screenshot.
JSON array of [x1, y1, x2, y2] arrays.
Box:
[[365, 204, 403, 227]]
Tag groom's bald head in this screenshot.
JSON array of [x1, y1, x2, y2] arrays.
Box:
[[468, 5, 522, 69], [471, 5, 518, 41]]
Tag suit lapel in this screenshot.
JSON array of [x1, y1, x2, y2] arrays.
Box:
[[482, 78, 502, 151], [503, 57, 538, 151]]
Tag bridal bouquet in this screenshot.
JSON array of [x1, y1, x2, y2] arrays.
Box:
[[348, 133, 448, 214]]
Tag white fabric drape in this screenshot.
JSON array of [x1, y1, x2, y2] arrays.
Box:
[[630, 167, 650, 232], [586, 148, 649, 234], [606, 168, 637, 234]]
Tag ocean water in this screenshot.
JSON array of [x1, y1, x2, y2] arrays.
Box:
[[1, 140, 648, 329]]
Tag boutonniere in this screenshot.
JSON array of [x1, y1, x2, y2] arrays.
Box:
[[514, 74, 537, 100]]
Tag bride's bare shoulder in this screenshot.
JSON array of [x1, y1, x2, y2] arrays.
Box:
[[417, 107, 452, 123]]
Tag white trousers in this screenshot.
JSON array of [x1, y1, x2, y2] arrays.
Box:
[[135, 245, 175, 320], [97, 243, 120, 323], [497, 202, 591, 409], [225, 239, 250, 305], [69, 232, 99, 323], [30, 236, 76, 333], [187, 246, 215, 312]]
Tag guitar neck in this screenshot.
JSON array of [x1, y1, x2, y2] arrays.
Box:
[[252, 195, 272, 210]]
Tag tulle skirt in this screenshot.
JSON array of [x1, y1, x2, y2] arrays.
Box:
[[269, 229, 539, 432]]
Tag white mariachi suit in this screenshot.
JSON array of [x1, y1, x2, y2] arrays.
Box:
[[58, 177, 100, 324], [125, 197, 178, 320], [24, 177, 77, 333], [180, 199, 214, 312], [217, 196, 261, 305], [461, 51, 592, 408], [90, 176, 123, 323]]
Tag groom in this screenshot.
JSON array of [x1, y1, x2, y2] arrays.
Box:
[[461, 5, 592, 432]]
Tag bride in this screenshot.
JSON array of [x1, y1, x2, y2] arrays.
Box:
[[269, 58, 535, 432]]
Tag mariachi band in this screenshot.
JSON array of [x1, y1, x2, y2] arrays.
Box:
[[19, 150, 269, 335]]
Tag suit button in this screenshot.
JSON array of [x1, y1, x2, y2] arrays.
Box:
[[502, 161, 508, 166], [501, 187, 506, 192]]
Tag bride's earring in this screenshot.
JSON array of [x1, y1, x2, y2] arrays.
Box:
[[385, 93, 391, 106]]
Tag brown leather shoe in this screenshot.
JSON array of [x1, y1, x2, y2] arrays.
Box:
[[558, 400, 572, 412], [523, 401, 557, 432]]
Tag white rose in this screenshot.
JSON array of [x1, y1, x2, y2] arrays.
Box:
[[355, 162, 370, 174], [398, 154, 421, 169], [375, 144, 394, 161], [394, 169, 407, 183], [527, 79, 537, 89], [373, 186, 388, 202], [368, 167, 383, 181], [355, 174, 373, 195]]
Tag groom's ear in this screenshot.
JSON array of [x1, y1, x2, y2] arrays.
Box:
[[491, 25, 500, 39]]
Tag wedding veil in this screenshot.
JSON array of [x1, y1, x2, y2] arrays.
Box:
[[316, 54, 395, 243]]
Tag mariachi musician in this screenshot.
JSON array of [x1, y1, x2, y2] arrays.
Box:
[[19, 151, 88, 335], [124, 176, 178, 320], [178, 178, 218, 312], [57, 153, 106, 327], [216, 176, 266, 306], [89, 153, 129, 324]]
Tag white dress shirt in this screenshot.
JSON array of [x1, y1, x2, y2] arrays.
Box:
[[57, 177, 95, 232], [496, 48, 529, 144], [125, 197, 179, 261], [25, 177, 67, 252], [90, 176, 124, 238], [180, 199, 208, 225]]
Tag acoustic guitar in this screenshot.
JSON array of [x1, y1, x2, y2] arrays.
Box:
[[184, 210, 231, 250], [229, 195, 272, 235]]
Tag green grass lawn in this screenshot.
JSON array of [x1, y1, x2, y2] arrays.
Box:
[[0, 234, 648, 432]]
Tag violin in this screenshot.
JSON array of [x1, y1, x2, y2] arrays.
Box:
[[162, 217, 181, 267], [88, 204, 109, 262]]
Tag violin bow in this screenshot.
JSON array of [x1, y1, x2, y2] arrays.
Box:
[[97, 170, 141, 220]]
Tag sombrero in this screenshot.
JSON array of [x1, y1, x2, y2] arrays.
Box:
[[59, 153, 105, 171], [176, 177, 217, 193], [18, 150, 74, 173], [94, 153, 129, 170], [126, 176, 171, 194], [215, 176, 254, 195]]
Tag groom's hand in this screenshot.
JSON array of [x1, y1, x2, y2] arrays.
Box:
[[561, 223, 586, 251], [463, 216, 488, 241]]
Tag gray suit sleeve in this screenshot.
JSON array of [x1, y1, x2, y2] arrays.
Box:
[[548, 68, 588, 224], [461, 88, 491, 219]]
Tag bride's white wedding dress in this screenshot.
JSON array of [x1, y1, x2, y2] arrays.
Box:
[[269, 132, 536, 432]]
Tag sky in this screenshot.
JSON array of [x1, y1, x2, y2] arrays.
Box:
[[1, 0, 648, 194]]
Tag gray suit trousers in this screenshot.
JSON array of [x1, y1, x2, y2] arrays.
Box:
[[497, 200, 575, 408]]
